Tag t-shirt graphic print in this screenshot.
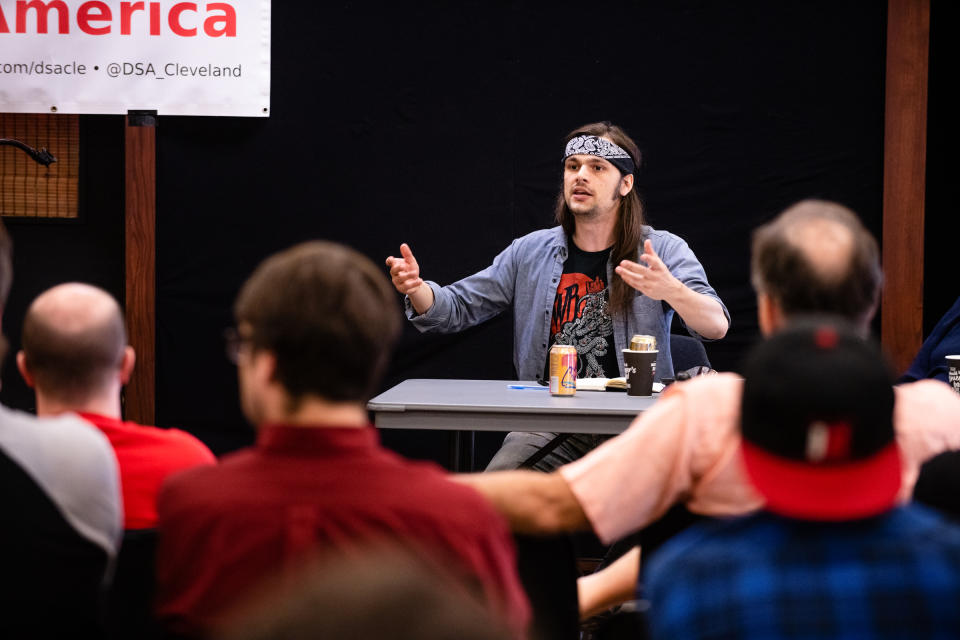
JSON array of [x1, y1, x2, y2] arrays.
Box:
[[547, 243, 619, 379]]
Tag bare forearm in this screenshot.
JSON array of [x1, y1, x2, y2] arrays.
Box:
[[665, 284, 728, 340], [455, 470, 591, 534], [408, 285, 435, 315], [578, 546, 641, 620]]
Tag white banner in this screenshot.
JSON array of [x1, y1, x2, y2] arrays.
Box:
[[0, 1, 270, 117]]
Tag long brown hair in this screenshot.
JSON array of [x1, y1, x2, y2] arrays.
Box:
[[554, 121, 644, 316]]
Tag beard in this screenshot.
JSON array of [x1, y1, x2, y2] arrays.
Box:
[[565, 192, 620, 221], [569, 203, 603, 221]]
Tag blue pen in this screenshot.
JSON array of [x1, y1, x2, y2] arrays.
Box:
[[507, 384, 547, 390]]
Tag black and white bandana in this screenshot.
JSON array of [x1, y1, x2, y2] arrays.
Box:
[[563, 135, 636, 175]]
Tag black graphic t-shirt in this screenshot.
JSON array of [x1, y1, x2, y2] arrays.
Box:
[[543, 241, 619, 380]]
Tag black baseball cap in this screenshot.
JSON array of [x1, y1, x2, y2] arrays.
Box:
[[739, 319, 901, 521]]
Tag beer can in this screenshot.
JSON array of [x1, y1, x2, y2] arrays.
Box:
[[630, 334, 657, 351], [549, 345, 577, 396]]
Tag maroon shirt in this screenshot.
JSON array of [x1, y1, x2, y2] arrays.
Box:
[[79, 412, 215, 529], [156, 425, 529, 636]]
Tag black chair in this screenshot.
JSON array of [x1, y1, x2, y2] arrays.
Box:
[[513, 533, 579, 640], [105, 528, 163, 639], [914, 451, 960, 520], [669, 334, 711, 373]]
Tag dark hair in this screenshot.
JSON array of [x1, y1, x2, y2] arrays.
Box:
[[751, 200, 882, 331], [555, 121, 644, 316], [234, 241, 401, 404], [216, 550, 513, 640], [21, 287, 127, 403], [0, 220, 11, 363]]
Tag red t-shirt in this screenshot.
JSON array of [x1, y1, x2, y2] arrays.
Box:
[[79, 413, 216, 530], [155, 425, 530, 637]]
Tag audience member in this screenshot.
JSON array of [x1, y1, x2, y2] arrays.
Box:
[[18, 283, 215, 530], [0, 223, 123, 635], [458, 200, 960, 612], [463, 201, 960, 535], [217, 550, 514, 640], [644, 320, 960, 638], [907, 295, 960, 518], [901, 294, 960, 384], [155, 241, 529, 638]]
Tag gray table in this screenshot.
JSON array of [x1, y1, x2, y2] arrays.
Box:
[[368, 379, 658, 469]]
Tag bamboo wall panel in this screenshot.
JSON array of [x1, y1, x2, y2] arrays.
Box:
[[0, 113, 79, 218]]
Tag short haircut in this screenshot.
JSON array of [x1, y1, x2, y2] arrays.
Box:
[[234, 241, 401, 404], [21, 286, 127, 403], [751, 200, 882, 331]]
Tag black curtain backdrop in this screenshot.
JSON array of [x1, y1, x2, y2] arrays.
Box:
[[924, 0, 957, 338], [6, 2, 922, 467], [1, 117, 124, 414], [153, 1, 887, 460]]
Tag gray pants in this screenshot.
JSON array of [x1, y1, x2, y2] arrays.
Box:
[[485, 432, 612, 472]]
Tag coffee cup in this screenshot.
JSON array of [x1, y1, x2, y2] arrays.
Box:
[[623, 349, 657, 396], [948, 355, 960, 394]]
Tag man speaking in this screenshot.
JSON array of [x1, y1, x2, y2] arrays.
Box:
[[386, 122, 729, 469]]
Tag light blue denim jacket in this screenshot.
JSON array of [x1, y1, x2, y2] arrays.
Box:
[[405, 226, 729, 381]]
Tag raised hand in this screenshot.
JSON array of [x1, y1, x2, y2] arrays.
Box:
[[386, 243, 435, 314], [614, 239, 681, 301], [385, 243, 424, 295]]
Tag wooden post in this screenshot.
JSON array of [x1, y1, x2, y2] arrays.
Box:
[[124, 112, 157, 424], [882, 0, 929, 374]]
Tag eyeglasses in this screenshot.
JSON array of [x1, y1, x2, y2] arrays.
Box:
[[223, 327, 252, 364]]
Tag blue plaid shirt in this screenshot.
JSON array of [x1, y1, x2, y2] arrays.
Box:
[[642, 505, 960, 639]]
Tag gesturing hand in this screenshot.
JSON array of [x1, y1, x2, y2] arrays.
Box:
[[614, 239, 681, 301], [385, 243, 424, 295]]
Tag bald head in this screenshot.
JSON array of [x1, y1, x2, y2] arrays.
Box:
[[21, 283, 127, 404], [751, 200, 882, 332]]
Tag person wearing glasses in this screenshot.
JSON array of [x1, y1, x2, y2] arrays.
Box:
[[154, 241, 530, 638]]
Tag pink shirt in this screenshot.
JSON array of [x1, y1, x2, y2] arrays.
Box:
[[560, 374, 960, 544]]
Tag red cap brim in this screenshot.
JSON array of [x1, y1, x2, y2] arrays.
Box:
[[740, 441, 902, 521]]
